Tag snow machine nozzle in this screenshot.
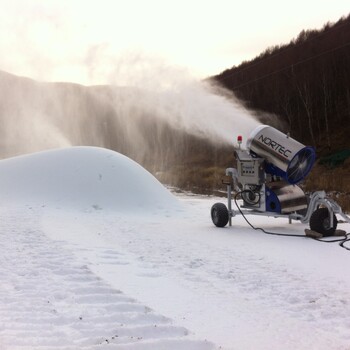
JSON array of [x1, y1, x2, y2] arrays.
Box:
[[246, 125, 316, 184]]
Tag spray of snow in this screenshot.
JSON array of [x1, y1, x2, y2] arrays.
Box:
[[0, 72, 71, 157], [0, 55, 265, 163], [89, 53, 261, 145]]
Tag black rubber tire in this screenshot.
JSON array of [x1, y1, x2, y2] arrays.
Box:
[[309, 207, 337, 237], [211, 203, 229, 227]]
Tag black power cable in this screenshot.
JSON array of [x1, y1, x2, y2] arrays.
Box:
[[234, 190, 350, 250], [234, 191, 309, 238], [339, 238, 350, 251]]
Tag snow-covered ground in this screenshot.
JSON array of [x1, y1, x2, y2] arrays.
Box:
[[0, 147, 350, 350]]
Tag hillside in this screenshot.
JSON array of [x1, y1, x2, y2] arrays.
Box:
[[214, 15, 350, 153], [213, 14, 350, 209]]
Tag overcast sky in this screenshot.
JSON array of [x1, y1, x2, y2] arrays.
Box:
[[0, 0, 349, 85]]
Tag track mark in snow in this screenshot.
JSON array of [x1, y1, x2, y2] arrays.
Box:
[[0, 208, 215, 350], [96, 215, 350, 348], [97, 249, 131, 266]]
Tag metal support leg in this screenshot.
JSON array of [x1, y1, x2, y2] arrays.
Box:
[[227, 184, 232, 226]]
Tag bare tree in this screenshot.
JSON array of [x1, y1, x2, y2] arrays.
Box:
[[321, 71, 331, 149], [295, 80, 316, 146]]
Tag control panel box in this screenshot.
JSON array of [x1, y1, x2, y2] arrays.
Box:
[[235, 150, 265, 185]]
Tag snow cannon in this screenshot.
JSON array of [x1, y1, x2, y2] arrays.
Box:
[[211, 125, 350, 236], [247, 125, 315, 184]]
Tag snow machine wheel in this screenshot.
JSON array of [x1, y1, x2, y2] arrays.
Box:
[[309, 207, 337, 237], [211, 203, 229, 227]]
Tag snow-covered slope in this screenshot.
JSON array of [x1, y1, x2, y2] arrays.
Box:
[[0, 146, 179, 212], [0, 147, 349, 350]]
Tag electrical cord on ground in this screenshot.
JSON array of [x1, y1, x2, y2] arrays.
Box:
[[234, 191, 308, 238], [234, 190, 350, 250], [340, 238, 350, 251]]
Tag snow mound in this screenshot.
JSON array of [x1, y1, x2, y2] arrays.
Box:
[[0, 146, 179, 211]]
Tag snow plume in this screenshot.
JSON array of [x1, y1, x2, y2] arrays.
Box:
[[0, 55, 265, 166], [89, 53, 261, 146], [0, 72, 72, 157]]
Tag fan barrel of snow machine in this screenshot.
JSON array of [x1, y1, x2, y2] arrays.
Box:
[[246, 125, 315, 184]]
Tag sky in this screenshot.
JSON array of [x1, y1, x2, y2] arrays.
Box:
[[0, 0, 349, 85]]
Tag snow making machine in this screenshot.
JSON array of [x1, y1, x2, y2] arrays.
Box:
[[211, 125, 350, 235]]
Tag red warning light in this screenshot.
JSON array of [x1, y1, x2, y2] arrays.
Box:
[[237, 135, 243, 143]]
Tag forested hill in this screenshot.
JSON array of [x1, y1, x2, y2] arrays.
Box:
[[213, 14, 350, 155]]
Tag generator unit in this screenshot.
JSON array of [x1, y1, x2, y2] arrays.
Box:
[[211, 125, 350, 236]]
